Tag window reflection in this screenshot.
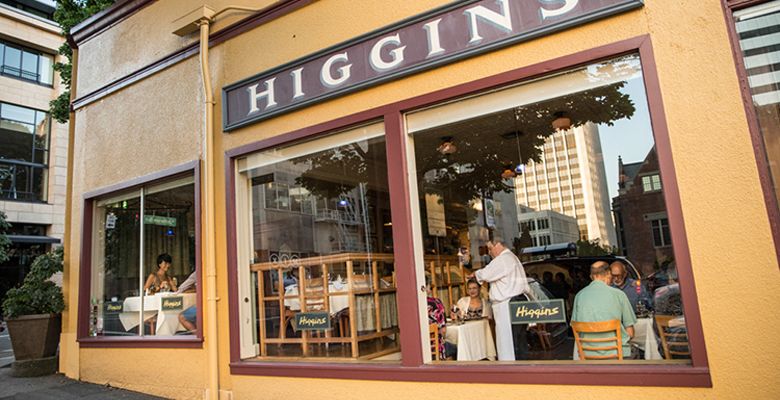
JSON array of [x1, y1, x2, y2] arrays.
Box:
[[408, 54, 688, 363], [239, 124, 401, 360]]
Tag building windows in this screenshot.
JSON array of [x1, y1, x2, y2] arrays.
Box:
[[87, 173, 198, 338], [0, 0, 55, 20], [0, 40, 54, 85], [537, 218, 550, 230], [651, 218, 672, 248], [641, 174, 662, 192], [733, 0, 780, 229], [0, 102, 50, 202]]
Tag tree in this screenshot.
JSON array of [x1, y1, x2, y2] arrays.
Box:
[[576, 239, 617, 256], [49, 0, 115, 123]]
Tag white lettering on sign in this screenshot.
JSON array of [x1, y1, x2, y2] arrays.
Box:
[[247, 77, 277, 113], [423, 18, 445, 58], [540, 0, 580, 20], [290, 67, 305, 99], [321, 52, 352, 87], [235, 0, 634, 122], [464, 0, 513, 44], [370, 34, 407, 72]]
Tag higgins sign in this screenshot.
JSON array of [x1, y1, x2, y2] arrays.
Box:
[[222, 0, 643, 131]]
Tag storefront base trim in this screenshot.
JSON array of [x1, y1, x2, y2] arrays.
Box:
[[229, 362, 712, 387], [78, 337, 203, 349]]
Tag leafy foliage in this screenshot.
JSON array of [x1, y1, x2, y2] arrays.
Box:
[[576, 239, 618, 257], [49, 0, 115, 123], [0, 211, 9, 264], [2, 247, 65, 318]]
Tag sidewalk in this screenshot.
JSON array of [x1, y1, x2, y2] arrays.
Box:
[[0, 367, 166, 399], [0, 327, 163, 399]]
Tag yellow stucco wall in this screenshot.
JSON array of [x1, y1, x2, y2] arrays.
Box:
[[62, 0, 780, 399]]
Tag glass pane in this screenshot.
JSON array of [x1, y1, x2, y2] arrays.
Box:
[[38, 53, 53, 85], [0, 43, 4, 66], [0, 163, 33, 201], [408, 54, 688, 363], [34, 112, 50, 163], [736, 1, 780, 219], [90, 193, 142, 337], [21, 51, 37, 81], [3, 46, 20, 76], [142, 179, 197, 336], [2, 103, 36, 124], [32, 166, 47, 202], [0, 122, 34, 162], [240, 123, 400, 361]]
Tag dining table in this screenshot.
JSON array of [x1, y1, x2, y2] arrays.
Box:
[[444, 318, 496, 361], [119, 292, 197, 336]]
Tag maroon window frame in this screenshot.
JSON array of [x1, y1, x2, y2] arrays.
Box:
[[224, 35, 711, 387], [721, 0, 780, 265], [77, 160, 203, 348]]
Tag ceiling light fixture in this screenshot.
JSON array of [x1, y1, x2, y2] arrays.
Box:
[[552, 111, 571, 131], [437, 136, 457, 155]]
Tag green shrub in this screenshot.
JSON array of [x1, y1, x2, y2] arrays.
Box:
[[2, 247, 65, 318]]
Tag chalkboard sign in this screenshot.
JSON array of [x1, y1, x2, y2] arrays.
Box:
[[509, 299, 566, 324], [161, 296, 184, 311], [294, 312, 331, 331], [104, 301, 123, 313]]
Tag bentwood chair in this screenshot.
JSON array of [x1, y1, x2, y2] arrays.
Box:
[[429, 323, 440, 361], [654, 314, 690, 359], [571, 319, 623, 360]]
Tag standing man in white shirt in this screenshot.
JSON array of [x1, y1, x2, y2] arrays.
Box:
[[468, 238, 530, 360]]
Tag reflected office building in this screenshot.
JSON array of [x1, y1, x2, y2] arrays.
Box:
[[514, 123, 617, 246]]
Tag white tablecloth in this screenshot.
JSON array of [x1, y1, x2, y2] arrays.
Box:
[[284, 283, 350, 314], [445, 319, 496, 361], [119, 293, 196, 336], [573, 317, 661, 360], [285, 284, 398, 332]]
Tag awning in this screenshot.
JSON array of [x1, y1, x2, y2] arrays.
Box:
[[7, 235, 61, 244]]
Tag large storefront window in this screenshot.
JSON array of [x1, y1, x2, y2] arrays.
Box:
[[734, 0, 780, 222], [89, 175, 197, 337], [406, 54, 689, 363], [0, 102, 50, 202], [236, 123, 400, 361]]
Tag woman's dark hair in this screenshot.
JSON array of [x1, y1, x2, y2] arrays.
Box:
[[467, 278, 480, 288], [157, 253, 172, 267]]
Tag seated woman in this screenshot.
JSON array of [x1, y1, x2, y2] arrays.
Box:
[[452, 279, 492, 321], [144, 253, 178, 295]]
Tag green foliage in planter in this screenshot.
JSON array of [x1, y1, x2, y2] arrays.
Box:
[[2, 247, 65, 318]]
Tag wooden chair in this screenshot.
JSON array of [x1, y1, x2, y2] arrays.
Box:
[[429, 323, 440, 361], [655, 315, 690, 359], [571, 319, 623, 360]]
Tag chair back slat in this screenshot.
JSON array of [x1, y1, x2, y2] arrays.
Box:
[[571, 319, 623, 360]]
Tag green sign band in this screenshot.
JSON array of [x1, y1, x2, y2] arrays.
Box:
[[509, 299, 567, 324], [143, 215, 177, 227], [294, 312, 331, 331]]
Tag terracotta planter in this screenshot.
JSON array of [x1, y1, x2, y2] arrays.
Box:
[[6, 313, 61, 361]]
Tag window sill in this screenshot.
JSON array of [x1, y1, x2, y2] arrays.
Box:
[[78, 336, 203, 349], [0, 72, 54, 88], [230, 360, 711, 387]]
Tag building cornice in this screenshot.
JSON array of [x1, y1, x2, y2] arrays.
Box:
[[68, 0, 155, 48]]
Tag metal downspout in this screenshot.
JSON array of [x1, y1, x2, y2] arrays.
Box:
[[198, 20, 220, 400]]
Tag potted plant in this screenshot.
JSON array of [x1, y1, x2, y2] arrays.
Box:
[[1, 234, 65, 377]]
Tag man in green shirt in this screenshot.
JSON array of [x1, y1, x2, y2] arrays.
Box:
[[572, 261, 637, 358]]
